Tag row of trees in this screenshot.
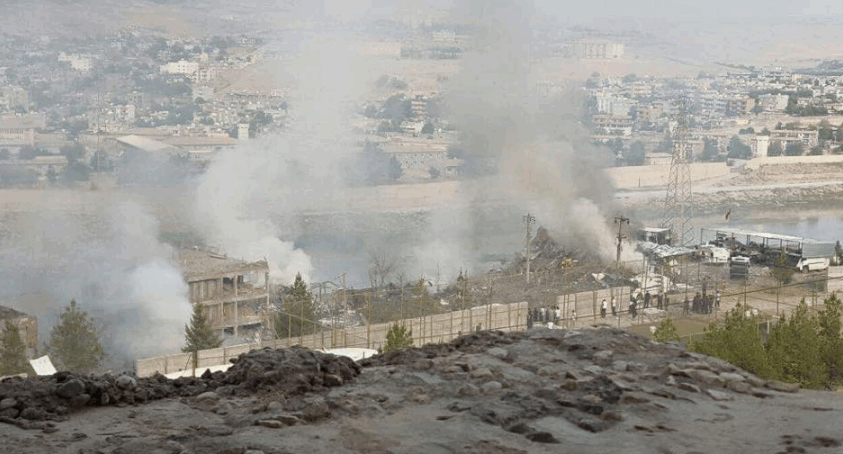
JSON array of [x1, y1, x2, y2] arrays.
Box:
[[677, 295, 843, 390]]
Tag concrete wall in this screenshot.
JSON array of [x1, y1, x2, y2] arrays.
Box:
[[136, 286, 632, 378], [828, 266, 843, 294], [136, 300, 530, 378], [745, 154, 843, 170], [606, 163, 730, 190]]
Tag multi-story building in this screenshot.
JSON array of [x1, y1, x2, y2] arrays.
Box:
[[592, 114, 633, 136], [159, 60, 200, 76], [757, 94, 789, 112], [769, 129, 819, 148], [570, 40, 625, 59], [0, 113, 45, 148], [178, 248, 271, 340], [57, 53, 93, 73], [381, 138, 449, 170]]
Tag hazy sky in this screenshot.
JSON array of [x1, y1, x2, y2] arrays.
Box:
[[356, 0, 843, 21]]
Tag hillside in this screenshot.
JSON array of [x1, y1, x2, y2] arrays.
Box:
[[0, 328, 840, 453]]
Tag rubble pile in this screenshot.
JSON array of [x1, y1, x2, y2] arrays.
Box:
[[0, 346, 360, 428]]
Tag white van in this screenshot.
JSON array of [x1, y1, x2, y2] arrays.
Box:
[[796, 257, 830, 273]]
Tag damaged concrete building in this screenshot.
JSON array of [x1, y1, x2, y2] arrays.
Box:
[[0, 305, 37, 353], [177, 248, 270, 342]]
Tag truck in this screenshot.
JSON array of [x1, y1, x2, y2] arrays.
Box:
[[796, 257, 830, 273]]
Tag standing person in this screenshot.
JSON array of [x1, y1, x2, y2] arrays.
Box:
[[715, 290, 721, 310], [601, 298, 607, 318], [555, 306, 562, 325], [527, 311, 533, 329], [545, 307, 552, 323], [644, 291, 651, 309], [611, 297, 618, 317], [571, 308, 577, 327], [683, 296, 690, 315], [657, 292, 664, 310]]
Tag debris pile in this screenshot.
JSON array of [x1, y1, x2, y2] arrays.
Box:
[[0, 346, 360, 428]]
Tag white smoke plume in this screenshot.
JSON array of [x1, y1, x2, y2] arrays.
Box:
[[191, 32, 372, 285], [435, 0, 624, 267], [0, 197, 190, 367]]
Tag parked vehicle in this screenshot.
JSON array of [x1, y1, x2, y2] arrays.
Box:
[[796, 257, 830, 273]]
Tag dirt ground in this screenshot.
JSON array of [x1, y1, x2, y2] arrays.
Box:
[[2, 328, 841, 454]]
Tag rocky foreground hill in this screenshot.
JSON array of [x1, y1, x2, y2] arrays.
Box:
[[1, 327, 841, 454]]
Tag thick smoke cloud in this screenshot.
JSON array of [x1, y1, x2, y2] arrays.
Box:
[[0, 198, 190, 367], [434, 0, 622, 268], [190, 32, 373, 284]]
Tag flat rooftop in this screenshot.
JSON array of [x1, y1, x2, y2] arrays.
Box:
[[176, 248, 269, 281]]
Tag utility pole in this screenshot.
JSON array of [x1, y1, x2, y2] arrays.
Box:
[[523, 213, 536, 284], [340, 273, 347, 324], [614, 215, 630, 267]]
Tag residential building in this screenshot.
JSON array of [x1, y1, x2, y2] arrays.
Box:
[[57, 53, 93, 72], [0, 113, 45, 147], [770, 129, 818, 148], [192, 85, 214, 101], [177, 248, 270, 340], [159, 60, 200, 76], [757, 94, 789, 112], [570, 40, 625, 59], [381, 138, 449, 170], [592, 114, 633, 136]]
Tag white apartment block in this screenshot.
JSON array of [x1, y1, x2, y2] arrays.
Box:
[[159, 60, 200, 76]]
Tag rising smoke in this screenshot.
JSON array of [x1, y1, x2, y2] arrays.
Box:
[[427, 0, 627, 272], [190, 31, 377, 285], [0, 197, 190, 368]]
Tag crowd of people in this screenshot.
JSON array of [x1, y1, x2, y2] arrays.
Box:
[[526, 288, 722, 329]]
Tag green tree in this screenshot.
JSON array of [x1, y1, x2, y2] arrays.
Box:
[[727, 136, 752, 159], [692, 305, 773, 378], [0, 319, 29, 376], [274, 273, 317, 339], [768, 141, 783, 157], [770, 250, 795, 285], [626, 140, 646, 166], [46, 299, 105, 374], [702, 138, 720, 161], [46, 167, 57, 184], [59, 143, 86, 165], [182, 303, 222, 353], [382, 323, 413, 353], [766, 300, 827, 389], [388, 156, 403, 180], [784, 142, 805, 156], [652, 316, 680, 343], [816, 294, 843, 384]]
